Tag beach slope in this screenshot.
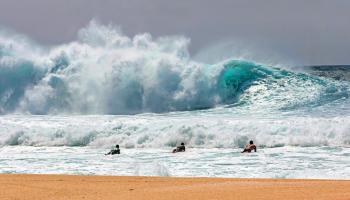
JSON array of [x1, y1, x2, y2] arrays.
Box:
[[0, 174, 349, 200]]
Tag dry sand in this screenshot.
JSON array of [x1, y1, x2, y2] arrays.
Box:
[[0, 174, 349, 200]]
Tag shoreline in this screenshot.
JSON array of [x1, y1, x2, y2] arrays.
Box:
[[1, 174, 349, 200]]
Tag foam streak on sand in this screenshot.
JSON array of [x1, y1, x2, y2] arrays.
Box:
[[0, 175, 350, 200]]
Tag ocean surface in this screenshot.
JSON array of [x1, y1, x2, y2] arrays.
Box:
[[1, 22, 350, 179]]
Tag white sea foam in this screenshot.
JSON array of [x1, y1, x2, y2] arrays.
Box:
[[1, 115, 350, 148], [0, 146, 349, 179]]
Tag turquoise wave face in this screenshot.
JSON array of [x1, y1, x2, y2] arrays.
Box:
[[215, 60, 350, 114], [218, 60, 271, 103]]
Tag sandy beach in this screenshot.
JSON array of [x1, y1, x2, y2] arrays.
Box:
[[0, 175, 349, 200]]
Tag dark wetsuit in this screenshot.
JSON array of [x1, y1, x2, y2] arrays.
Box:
[[106, 148, 120, 155], [173, 145, 185, 153]]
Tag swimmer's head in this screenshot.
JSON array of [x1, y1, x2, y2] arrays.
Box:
[[249, 140, 254, 144]]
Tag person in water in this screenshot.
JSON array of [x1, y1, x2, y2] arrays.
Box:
[[241, 140, 257, 153], [173, 142, 186, 153], [105, 145, 120, 155]]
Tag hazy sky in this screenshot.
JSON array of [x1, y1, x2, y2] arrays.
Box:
[[0, 0, 349, 65]]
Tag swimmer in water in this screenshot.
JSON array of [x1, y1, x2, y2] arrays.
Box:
[[241, 140, 257, 153], [173, 142, 186, 153], [105, 144, 120, 155]]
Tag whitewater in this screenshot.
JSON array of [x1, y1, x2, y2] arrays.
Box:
[[1, 21, 350, 179]]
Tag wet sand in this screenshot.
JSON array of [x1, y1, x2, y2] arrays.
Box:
[[0, 174, 349, 200]]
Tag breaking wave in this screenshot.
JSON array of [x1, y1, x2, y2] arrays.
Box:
[[1, 21, 349, 115], [1, 115, 350, 148]]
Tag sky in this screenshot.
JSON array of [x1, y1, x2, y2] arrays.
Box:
[[0, 0, 349, 65]]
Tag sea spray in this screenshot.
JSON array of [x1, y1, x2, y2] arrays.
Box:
[[1, 21, 349, 114]]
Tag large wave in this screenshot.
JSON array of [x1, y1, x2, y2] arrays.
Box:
[[0, 21, 349, 114]]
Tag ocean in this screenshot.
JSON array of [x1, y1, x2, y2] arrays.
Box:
[[1, 22, 350, 179]]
